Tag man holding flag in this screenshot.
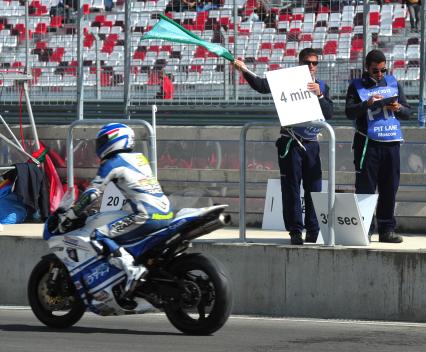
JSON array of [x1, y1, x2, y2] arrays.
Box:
[[142, 17, 334, 245], [234, 49, 333, 245]]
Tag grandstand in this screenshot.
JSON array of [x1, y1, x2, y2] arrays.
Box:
[[0, 1, 425, 231], [0, 0, 422, 119]]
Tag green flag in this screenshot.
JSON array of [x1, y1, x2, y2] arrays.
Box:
[[141, 14, 235, 62]]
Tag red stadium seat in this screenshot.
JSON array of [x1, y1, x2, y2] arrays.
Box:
[[351, 38, 363, 52], [36, 40, 47, 49], [50, 16, 63, 28], [194, 12, 208, 31], [243, 0, 257, 16], [392, 17, 405, 32], [194, 46, 208, 58], [160, 45, 173, 53], [147, 45, 161, 53], [35, 23, 47, 34], [273, 42, 286, 49], [50, 47, 65, 62], [83, 4, 91, 15], [323, 41, 337, 55], [284, 48, 297, 57], [100, 72, 112, 87], [31, 67, 42, 85], [257, 56, 269, 63], [133, 50, 146, 60], [393, 60, 406, 69], [318, 5, 330, 13], [95, 15, 106, 25], [278, 13, 292, 21], [292, 13, 304, 21], [300, 33, 312, 41], [260, 42, 273, 50], [84, 33, 95, 48], [370, 12, 380, 26], [37, 5, 48, 15], [190, 64, 203, 72], [67, 60, 78, 76]]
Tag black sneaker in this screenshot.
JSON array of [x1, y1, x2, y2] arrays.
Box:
[[305, 231, 318, 243], [289, 231, 303, 245], [379, 232, 403, 243]]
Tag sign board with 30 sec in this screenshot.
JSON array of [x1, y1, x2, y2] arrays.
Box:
[[265, 65, 324, 127]]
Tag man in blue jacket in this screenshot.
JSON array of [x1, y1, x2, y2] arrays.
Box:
[[345, 49, 411, 243], [234, 48, 333, 245]]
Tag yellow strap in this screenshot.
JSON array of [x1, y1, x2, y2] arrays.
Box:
[[152, 211, 174, 220]]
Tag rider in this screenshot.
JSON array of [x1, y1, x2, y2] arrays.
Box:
[[59, 123, 174, 293]]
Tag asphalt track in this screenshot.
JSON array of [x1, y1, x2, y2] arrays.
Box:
[[1, 308, 426, 352]]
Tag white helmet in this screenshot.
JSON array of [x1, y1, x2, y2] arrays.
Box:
[[95, 123, 135, 160]]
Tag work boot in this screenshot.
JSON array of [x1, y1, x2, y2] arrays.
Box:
[[305, 231, 318, 243], [109, 248, 147, 292], [379, 231, 403, 243], [289, 231, 303, 245]]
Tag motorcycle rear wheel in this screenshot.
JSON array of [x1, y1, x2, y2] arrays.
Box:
[[164, 253, 233, 335], [27, 257, 86, 328]]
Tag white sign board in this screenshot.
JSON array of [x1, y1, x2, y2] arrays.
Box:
[[100, 182, 127, 212], [265, 65, 324, 127], [262, 178, 327, 236], [311, 192, 378, 246], [262, 179, 285, 230]]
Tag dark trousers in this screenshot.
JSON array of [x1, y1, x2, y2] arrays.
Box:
[[353, 135, 400, 234], [276, 136, 322, 234]]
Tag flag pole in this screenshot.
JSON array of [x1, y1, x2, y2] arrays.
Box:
[[241, 66, 259, 78]]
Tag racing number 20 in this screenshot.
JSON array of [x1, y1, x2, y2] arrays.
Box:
[[107, 196, 126, 207]]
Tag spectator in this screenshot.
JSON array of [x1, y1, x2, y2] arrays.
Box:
[[406, 0, 421, 31], [196, 0, 223, 12], [49, 0, 63, 17], [49, 0, 77, 23], [345, 49, 411, 243], [156, 71, 175, 100], [104, 0, 114, 11], [247, 0, 276, 28], [234, 48, 333, 245], [165, 0, 196, 12]]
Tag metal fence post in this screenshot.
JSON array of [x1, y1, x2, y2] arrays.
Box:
[[76, 1, 84, 120], [419, 0, 426, 127], [151, 105, 158, 178], [239, 121, 336, 246], [66, 119, 156, 201]]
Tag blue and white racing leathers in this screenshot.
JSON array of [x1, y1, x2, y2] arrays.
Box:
[[72, 152, 173, 250]]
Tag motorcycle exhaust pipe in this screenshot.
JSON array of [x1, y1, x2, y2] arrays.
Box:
[[184, 213, 231, 240]]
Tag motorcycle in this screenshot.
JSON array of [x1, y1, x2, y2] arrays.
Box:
[[27, 200, 233, 335]]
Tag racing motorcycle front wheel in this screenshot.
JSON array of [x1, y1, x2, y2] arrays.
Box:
[[27, 257, 86, 328], [164, 253, 233, 335]]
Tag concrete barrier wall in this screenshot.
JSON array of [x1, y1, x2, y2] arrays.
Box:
[[2, 235, 426, 322], [0, 236, 48, 305], [196, 243, 426, 322]]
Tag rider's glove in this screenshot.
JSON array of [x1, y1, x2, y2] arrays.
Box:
[[58, 208, 78, 233]]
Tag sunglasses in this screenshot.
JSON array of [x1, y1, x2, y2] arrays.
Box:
[[371, 68, 387, 74], [302, 60, 319, 66]]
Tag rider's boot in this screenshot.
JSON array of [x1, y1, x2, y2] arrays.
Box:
[[109, 247, 147, 293]]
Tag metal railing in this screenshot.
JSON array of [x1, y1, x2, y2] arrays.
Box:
[[66, 118, 156, 201], [239, 121, 336, 245]]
